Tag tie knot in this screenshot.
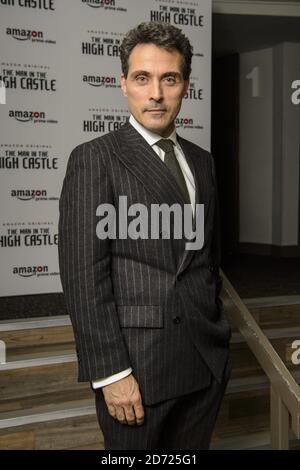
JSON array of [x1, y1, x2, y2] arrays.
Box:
[[155, 139, 174, 154]]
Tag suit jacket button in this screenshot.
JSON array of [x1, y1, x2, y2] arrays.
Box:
[[173, 316, 181, 324], [208, 265, 214, 272]]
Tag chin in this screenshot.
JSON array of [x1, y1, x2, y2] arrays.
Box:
[[147, 120, 169, 133]]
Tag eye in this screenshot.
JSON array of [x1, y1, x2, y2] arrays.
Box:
[[135, 75, 148, 84], [164, 76, 177, 85]]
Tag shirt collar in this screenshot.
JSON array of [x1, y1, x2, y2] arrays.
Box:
[[129, 114, 178, 148]]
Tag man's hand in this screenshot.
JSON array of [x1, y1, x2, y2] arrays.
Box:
[[102, 373, 144, 426]]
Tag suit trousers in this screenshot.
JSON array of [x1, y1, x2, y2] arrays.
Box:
[[94, 356, 232, 450]]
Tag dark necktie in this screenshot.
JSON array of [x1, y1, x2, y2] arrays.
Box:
[[156, 139, 190, 204]]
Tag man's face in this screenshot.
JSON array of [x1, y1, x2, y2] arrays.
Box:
[[120, 43, 189, 137]]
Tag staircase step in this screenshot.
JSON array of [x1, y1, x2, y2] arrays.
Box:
[[0, 412, 103, 450], [0, 350, 285, 401], [0, 359, 82, 401], [0, 388, 270, 449], [211, 431, 271, 450], [229, 341, 299, 379], [1, 300, 299, 350], [0, 316, 71, 332], [2, 346, 76, 369], [0, 298, 299, 449], [0, 331, 298, 399], [231, 326, 300, 343], [0, 397, 95, 430], [68, 442, 104, 450], [242, 296, 300, 330], [244, 295, 300, 309], [0, 373, 291, 427], [0, 316, 73, 352], [0, 387, 93, 414], [0, 373, 298, 450]]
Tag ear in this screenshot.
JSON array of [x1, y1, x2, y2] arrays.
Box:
[[120, 73, 128, 97]]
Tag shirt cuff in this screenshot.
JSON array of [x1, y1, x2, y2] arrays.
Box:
[[91, 368, 133, 389]]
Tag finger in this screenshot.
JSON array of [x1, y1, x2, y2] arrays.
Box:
[[115, 406, 127, 424], [133, 403, 145, 425], [124, 405, 137, 426], [107, 404, 117, 419]]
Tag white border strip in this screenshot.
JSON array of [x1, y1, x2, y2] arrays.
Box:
[[0, 315, 71, 332], [0, 353, 76, 371]]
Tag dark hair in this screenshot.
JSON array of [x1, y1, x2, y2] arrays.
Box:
[[120, 22, 193, 80]]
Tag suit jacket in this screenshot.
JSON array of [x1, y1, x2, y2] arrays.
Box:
[[58, 121, 231, 406]]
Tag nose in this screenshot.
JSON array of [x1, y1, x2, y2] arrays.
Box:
[[149, 79, 163, 102]]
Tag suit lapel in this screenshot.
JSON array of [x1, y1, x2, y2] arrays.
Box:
[[113, 122, 208, 275], [175, 136, 214, 276], [175, 136, 201, 275], [177, 136, 201, 207], [114, 122, 187, 209]]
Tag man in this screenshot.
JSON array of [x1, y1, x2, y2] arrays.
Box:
[[58, 22, 232, 450]]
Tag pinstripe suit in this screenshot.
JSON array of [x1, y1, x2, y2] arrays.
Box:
[[58, 121, 231, 448]]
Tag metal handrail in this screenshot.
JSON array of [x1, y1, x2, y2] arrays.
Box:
[[221, 269, 300, 449]]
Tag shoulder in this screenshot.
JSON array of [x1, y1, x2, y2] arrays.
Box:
[[177, 135, 215, 169], [70, 126, 123, 155], [68, 125, 125, 168]]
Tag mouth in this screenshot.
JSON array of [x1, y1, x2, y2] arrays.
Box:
[[146, 109, 166, 114]]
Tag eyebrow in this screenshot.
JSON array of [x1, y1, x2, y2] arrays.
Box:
[[130, 70, 182, 79]]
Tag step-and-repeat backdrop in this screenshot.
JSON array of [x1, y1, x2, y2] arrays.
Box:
[[0, 0, 212, 296]]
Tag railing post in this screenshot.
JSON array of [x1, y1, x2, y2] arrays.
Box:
[[270, 385, 290, 449]]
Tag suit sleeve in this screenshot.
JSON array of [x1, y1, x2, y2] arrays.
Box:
[[58, 141, 132, 382]]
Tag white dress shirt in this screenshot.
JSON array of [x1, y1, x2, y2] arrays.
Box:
[[92, 114, 196, 390]]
